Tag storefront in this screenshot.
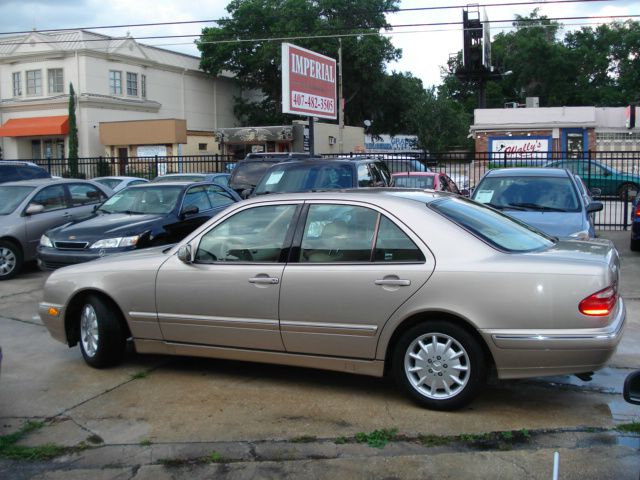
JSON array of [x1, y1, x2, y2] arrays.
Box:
[[471, 105, 639, 159], [214, 126, 295, 159]]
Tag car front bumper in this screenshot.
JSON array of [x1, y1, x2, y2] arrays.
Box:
[[482, 297, 626, 379], [37, 246, 132, 270]]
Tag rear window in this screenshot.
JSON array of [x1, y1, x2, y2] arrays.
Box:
[[430, 196, 555, 252], [255, 163, 354, 195], [394, 175, 435, 189]]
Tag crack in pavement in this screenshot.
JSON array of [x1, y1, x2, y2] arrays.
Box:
[[0, 315, 42, 327], [0, 288, 44, 301]]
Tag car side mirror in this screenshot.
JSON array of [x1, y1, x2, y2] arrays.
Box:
[[623, 370, 640, 405], [177, 244, 193, 264], [587, 201, 603, 213], [181, 205, 199, 218], [460, 189, 470, 197], [241, 188, 253, 199], [25, 203, 45, 215], [590, 187, 602, 197]]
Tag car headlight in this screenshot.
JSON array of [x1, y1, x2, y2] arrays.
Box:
[[40, 235, 53, 247], [569, 230, 590, 241], [90, 235, 140, 249]]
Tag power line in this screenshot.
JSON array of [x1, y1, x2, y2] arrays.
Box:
[[0, 0, 617, 37], [0, 13, 637, 47]]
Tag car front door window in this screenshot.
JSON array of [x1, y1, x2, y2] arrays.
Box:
[[31, 185, 67, 211], [195, 204, 298, 263]]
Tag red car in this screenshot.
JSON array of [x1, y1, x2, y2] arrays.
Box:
[[391, 171, 461, 194]]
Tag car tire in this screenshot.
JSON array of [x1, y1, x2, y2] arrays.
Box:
[[393, 321, 486, 411], [631, 238, 640, 252], [79, 294, 126, 368], [619, 183, 639, 201], [0, 240, 23, 281]]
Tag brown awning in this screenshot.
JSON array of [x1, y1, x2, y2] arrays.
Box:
[[100, 119, 187, 146], [0, 116, 69, 137]]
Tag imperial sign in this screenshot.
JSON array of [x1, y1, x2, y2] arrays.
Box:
[[281, 43, 337, 120]]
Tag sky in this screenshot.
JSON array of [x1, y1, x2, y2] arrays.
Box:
[[0, 0, 637, 88]]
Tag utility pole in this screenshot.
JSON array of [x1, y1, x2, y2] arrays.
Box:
[[338, 38, 344, 154]]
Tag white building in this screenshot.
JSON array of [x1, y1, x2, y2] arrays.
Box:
[[0, 30, 239, 162]]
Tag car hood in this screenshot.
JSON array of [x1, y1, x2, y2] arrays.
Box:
[[47, 213, 166, 240], [503, 210, 588, 238]]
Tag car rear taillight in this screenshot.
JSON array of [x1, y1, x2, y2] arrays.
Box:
[[579, 285, 618, 316], [634, 203, 640, 218]]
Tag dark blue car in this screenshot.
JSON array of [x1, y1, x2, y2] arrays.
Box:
[[37, 181, 240, 269]]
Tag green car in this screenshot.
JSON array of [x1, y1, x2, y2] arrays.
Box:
[[546, 159, 640, 200]]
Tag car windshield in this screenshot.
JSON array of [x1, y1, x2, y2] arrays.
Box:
[[0, 186, 35, 215], [254, 163, 354, 194], [472, 176, 580, 212], [99, 186, 182, 214], [95, 178, 122, 189], [394, 175, 435, 189], [431, 196, 555, 252], [152, 175, 206, 183], [230, 162, 277, 188]]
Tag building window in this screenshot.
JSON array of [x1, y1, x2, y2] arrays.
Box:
[[109, 70, 122, 95], [48, 68, 64, 94], [141, 74, 147, 98], [12, 72, 22, 96], [199, 143, 208, 151], [127, 72, 138, 96], [26, 70, 42, 96]]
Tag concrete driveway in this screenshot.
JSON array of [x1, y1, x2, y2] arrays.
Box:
[[1, 233, 639, 479]]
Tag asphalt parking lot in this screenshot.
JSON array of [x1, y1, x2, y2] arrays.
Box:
[[1, 231, 639, 479]]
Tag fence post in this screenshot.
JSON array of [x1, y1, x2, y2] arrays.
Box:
[[154, 155, 159, 177], [47, 156, 52, 174], [503, 151, 507, 168]]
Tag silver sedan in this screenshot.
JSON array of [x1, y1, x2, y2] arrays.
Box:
[[39, 189, 625, 410]]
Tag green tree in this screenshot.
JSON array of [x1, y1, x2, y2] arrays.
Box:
[[197, 0, 401, 126], [67, 83, 79, 177], [412, 87, 471, 153]]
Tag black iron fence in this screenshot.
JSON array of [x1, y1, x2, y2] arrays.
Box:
[[25, 150, 640, 230]]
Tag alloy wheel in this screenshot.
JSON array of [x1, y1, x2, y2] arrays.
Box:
[[404, 333, 470, 400]]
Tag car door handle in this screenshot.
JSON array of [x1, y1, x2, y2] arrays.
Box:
[[249, 277, 280, 285], [375, 279, 411, 286]]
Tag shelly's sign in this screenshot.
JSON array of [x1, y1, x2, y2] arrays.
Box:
[[281, 43, 337, 120], [489, 136, 551, 159]]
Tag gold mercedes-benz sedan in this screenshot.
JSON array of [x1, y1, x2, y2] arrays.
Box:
[[39, 189, 625, 410]]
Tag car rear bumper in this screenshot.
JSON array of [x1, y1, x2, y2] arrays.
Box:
[[482, 297, 626, 379]]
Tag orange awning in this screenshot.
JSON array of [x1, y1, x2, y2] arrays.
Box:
[[0, 116, 69, 137]]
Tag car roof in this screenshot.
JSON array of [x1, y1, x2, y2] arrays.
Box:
[[266, 157, 381, 167], [1, 178, 101, 187], [241, 187, 448, 205], [95, 176, 146, 181], [391, 171, 437, 177], [0, 161, 44, 167], [485, 167, 570, 178]]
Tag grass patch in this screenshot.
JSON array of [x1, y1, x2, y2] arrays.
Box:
[[334, 436, 347, 445], [290, 435, 316, 443], [208, 451, 225, 463], [355, 428, 398, 449], [130, 370, 150, 380], [139, 439, 152, 446], [0, 421, 69, 461], [458, 429, 533, 450], [616, 422, 640, 433], [418, 434, 451, 447]]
